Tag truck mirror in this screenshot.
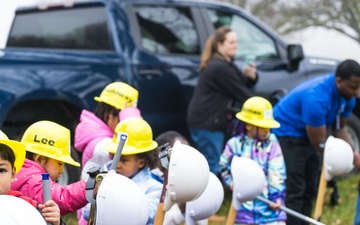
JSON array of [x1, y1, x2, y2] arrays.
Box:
[[287, 44, 304, 72], [269, 89, 288, 105]]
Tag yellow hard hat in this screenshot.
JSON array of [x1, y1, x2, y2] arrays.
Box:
[[236, 96, 280, 128], [94, 82, 138, 110], [21, 121, 80, 167], [105, 118, 158, 155], [0, 130, 26, 174]]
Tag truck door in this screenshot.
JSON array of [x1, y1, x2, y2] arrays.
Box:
[[127, 3, 206, 138]]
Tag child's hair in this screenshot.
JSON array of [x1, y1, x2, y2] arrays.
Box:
[[232, 120, 270, 150], [25, 151, 35, 160], [155, 130, 188, 147], [136, 150, 158, 170], [111, 150, 158, 170], [232, 120, 245, 139], [94, 102, 120, 123], [25, 152, 50, 164], [0, 143, 15, 167]]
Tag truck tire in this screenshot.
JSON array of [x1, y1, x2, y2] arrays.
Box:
[[347, 114, 360, 154], [2, 100, 82, 185]]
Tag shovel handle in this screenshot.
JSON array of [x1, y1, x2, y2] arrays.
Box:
[[314, 163, 327, 221], [226, 201, 237, 225], [154, 202, 166, 225], [256, 196, 326, 225], [42, 173, 52, 225], [154, 169, 168, 225], [110, 134, 127, 171]]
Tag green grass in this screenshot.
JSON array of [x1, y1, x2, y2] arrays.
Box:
[[209, 172, 360, 225], [63, 172, 360, 225], [63, 212, 78, 225]]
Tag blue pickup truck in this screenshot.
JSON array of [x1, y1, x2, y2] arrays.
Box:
[[1, 0, 358, 182]]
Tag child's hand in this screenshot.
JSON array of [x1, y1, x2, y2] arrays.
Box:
[[230, 184, 234, 191], [269, 199, 282, 210], [38, 200, 61, 225]]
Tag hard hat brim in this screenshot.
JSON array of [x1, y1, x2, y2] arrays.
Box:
[[185, 172, 224, 223], [231, 156, 265, 207], [96, 170, 149, 224], [0, 195, 47, 225], [0, 140, 26, 174], [94, 96, 127, 110], [164, 141, 210, 211], [26, 145, 80, 167], [105, 141, 158, 155], [236, 114, 280, 128]]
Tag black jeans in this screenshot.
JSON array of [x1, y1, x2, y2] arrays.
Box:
[[278, 137, 321, 225]]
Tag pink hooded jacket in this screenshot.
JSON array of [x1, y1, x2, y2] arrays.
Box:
[[11, 159, 87, 216], [75, 110, 114, 166], [75, 108, 141, 225]]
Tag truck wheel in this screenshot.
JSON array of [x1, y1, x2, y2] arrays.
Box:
[[347, 114, 360, 154], [2, 100, 82, 185]]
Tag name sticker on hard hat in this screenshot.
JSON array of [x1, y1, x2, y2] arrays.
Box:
[[264, 110, 272, 119], [117, 133, 128, 143]]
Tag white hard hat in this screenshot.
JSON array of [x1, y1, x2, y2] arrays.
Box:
[[0, 195, 46, 225], [324, 136, 354, 181], [95, 170, 149, 225], [185, 172, 224, 225], [231, 156, 265, 210], [164, 141, 210, 211]]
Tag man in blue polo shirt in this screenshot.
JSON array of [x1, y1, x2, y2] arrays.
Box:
[[273, 59, 360, 225]]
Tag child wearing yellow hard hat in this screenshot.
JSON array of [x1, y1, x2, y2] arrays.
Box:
[[104, 117, 161, 224], [81, 117, 162, 225], [219, 96, 287, 225], [0, 130, 64, 225], [74, 82, 141, 225], [75, 82, 139, 179], [11, 120, 87, 216]]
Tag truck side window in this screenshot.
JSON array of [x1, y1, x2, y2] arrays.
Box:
[[133, 5, 200, 55], [206, 9, 277, 60], [7, 6, 113, 51]]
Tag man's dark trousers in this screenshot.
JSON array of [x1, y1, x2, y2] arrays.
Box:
[[277, 137, 321, 225]]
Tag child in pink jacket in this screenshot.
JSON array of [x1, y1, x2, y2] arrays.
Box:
[[0, 130, 64, 225], [75, 82, 140, 225], [11, 120, 87, 216], [75, 82, 139, 180]]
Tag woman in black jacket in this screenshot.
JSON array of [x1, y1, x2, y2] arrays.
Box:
[[187, 26, 258, 175]]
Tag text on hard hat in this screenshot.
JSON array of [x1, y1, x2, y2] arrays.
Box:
[[34, 135, 55, 146]]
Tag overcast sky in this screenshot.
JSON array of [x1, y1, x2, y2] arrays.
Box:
[[1, 0, 360, 62]]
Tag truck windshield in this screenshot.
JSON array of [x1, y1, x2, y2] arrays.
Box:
[[7, 6, 113, 51]]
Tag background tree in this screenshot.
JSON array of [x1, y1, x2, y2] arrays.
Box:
[[220, 0, 360, 44]]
